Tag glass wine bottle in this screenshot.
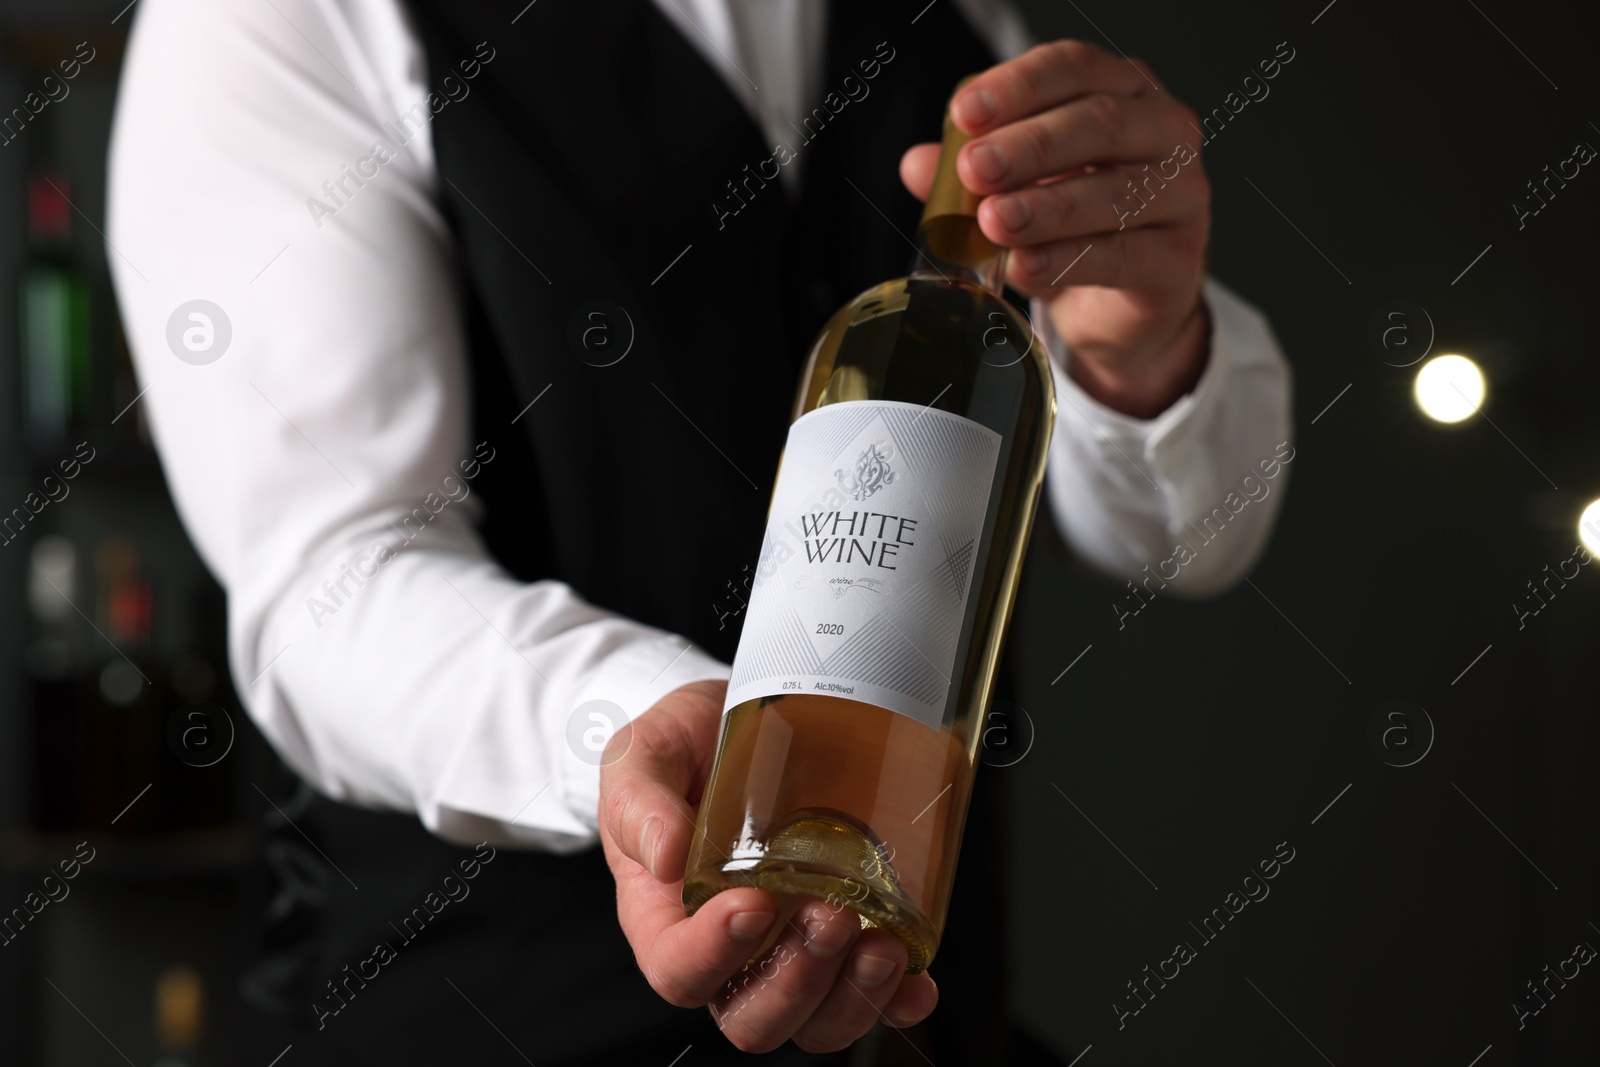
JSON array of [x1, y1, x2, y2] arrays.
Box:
[[682, 81, 1057, 974]]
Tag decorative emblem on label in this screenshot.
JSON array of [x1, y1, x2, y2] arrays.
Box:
[[835, 442, 897, 501]]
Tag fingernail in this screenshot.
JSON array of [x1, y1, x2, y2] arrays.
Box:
[[1018, 247, 1050, 274], [990, 194, 1031, 234], [967, 143, 1009, 184], [888, 974, 936, 1026], [728, 910, 776, 943], [850, 953, 900, 989], [801, 910, 859, 959], [953, 88, 996, 127], [638, 816, 661, 879]]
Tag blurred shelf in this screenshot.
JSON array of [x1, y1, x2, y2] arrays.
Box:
[[1, 440, 163, 488], [29, 446, 164, 483], [1, 825, 257, 879], [1, 31, 124, 69]]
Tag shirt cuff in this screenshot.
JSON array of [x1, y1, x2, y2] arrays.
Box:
[[1033, 279, 1232, 491], [1035, 276, 1292, 588], [555, 639, 732, 841], [430, 631, 732, 851]]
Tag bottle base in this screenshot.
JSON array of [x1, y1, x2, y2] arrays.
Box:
[[682, 807, 939, 974]]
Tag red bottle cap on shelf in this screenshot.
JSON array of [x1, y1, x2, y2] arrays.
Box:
[[110, 579, 153, 645], [28, 170, 73, 242]]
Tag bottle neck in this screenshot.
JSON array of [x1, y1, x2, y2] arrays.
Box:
[[909, 215, 1006, 292], [909, 79, 1006, 292]]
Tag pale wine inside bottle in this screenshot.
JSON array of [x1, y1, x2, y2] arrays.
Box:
[[682, 82, 1056, 973]]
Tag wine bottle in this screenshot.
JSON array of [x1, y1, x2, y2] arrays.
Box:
[[683, 81, 1056, 973], [20, 171, 91, 445]]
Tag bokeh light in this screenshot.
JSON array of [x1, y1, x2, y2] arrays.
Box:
[[1579, 499, 1600, 556], [1413, 354, 1485, 424]]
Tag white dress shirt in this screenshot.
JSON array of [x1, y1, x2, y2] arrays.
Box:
[[106, 0, 1292, 851]]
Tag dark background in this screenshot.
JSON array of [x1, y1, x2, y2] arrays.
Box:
[[1, 0, 1595, 1064]]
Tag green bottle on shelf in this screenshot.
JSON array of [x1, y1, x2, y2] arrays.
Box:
[[20, 170, 91, 445]]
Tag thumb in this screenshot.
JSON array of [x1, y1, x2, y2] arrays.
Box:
[[900, 143, 939, 202], [600, 680, 724, 883]]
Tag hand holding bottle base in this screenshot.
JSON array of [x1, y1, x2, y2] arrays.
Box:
[[599, 680, 939, 1054]]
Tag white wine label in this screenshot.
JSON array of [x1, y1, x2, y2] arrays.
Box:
[[725, 399, 1001, 731]]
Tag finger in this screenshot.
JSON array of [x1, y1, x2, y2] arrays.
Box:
[[711, 899, 867, 1054], [791, 929, 911, 1054], [951, 40, 1158, 135], [977, 160, 1209, 247], [1006, 225, 1208, 296], [883, 970, 939, 1028], [599, 681, 723, 882], [959, 93, 1196, 194], [625, 883, 783, 1008], [899, 142, 940, 202]]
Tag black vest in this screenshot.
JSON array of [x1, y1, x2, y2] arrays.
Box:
[[241, 4, 1040, 1063]]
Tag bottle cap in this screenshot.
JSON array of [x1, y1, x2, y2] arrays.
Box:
[[918, 76, 1002, 270], [28, 172, 73, 243]]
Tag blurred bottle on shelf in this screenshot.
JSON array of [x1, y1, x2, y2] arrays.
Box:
[[20, 170, 91, 446], [97, 534, 153, 691], [90, 536, 163, 830], [28, 534, 160, 831], [152, 962, 205, 1067], [29, 531, 238, 834], [26, 536, 81, 825], [26, 534, 77, 678]]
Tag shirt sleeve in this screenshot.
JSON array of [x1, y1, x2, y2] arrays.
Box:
[[1034, 279, 1295, 595], [106, 0, 728, 852]]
